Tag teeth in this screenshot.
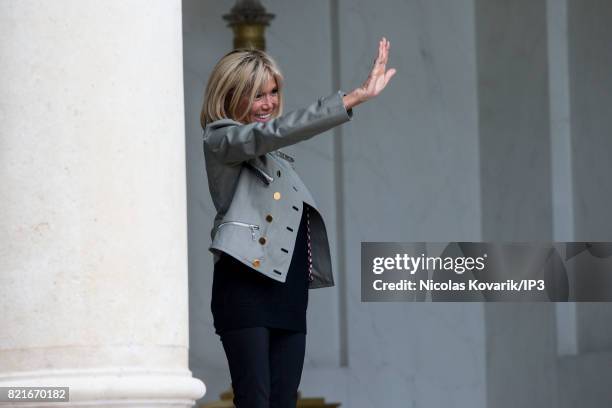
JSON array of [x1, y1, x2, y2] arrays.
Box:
[[256, 113, 270, 119]]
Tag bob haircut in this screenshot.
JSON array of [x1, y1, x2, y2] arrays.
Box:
[[200, 49, 284, 128]]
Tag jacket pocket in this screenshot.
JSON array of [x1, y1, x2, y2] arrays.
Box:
[[213, 221, 260, 241]]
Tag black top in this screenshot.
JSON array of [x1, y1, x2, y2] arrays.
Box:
[[211, 205, 310, 335]]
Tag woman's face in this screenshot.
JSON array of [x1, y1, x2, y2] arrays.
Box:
[[239, 77, 279, 123]]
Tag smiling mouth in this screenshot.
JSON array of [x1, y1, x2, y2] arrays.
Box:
[[255, 113, 271, 120]]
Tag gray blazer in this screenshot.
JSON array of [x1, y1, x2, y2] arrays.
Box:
[[202, 91, 353, 289]]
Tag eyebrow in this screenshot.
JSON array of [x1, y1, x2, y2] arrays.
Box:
[[256, 88, 278, 95]]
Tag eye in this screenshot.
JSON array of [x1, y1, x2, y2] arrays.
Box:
[[272, 88, 279, 95]]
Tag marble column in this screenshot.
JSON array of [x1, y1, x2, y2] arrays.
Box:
[[0, 1, 205, 406], [568, 0, 612, 351], [558, 2, 612, 406], [475, 0, 558, 407]]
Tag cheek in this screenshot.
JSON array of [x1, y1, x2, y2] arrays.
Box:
[[269, 96, 279, 112], [237, 98, 249, 118], [249, 101, 263, 116]]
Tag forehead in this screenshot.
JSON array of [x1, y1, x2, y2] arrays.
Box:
[[258, 76, 277, 91]]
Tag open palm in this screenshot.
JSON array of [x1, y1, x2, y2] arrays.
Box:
[[359, 37, 396, 101]]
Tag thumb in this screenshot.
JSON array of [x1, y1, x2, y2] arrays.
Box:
[[385, 68, 397, 84]]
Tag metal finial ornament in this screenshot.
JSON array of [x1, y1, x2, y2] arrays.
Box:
[[223, 0, 275, 51]]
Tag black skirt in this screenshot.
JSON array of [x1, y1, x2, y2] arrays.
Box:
[[211, 205, 310, 335]]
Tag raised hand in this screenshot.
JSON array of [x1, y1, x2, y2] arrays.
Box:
[[343, 37, 397, 109]]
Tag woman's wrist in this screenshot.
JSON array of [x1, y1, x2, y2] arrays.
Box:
[[342, 89, 366, 110]]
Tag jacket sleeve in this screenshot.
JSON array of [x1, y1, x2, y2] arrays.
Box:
[[203, 91, 353, 165]]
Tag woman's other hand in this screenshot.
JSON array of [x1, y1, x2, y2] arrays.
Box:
[[343, 37, 397, 110]]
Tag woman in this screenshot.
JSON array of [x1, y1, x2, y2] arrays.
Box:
[[201, 38, 395, 408]]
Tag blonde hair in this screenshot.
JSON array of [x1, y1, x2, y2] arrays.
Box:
[[201, 49, 284, 128]]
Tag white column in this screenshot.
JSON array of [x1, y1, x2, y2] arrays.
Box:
[[0, 1, 205, 406]]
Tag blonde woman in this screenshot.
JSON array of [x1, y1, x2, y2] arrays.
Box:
[[201, 38, 395, 407]]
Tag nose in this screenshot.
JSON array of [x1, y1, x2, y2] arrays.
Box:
[[262, 94, 275, 109]]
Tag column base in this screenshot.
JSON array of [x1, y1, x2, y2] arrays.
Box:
[[0, 367, 206, 407]]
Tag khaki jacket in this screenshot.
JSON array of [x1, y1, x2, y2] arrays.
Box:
[[202, 91, 353, 289]]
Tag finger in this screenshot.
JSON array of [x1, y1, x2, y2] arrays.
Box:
[[381, 42, 388, 65], [385, 68, 397, 84], [381, 38, 389, 64], [373, 40, 384, 71], [382, 40, 389, 65], [372, 41, 381, 69]]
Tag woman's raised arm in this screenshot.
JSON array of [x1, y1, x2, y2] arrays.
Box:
[[203, 91, 352, 165]]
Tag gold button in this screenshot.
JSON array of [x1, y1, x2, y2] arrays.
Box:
[[266, 214, 273, 222], [273, 192, 281, 200], [252, 259, 261, 268], [259, 237, 267, 245]]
